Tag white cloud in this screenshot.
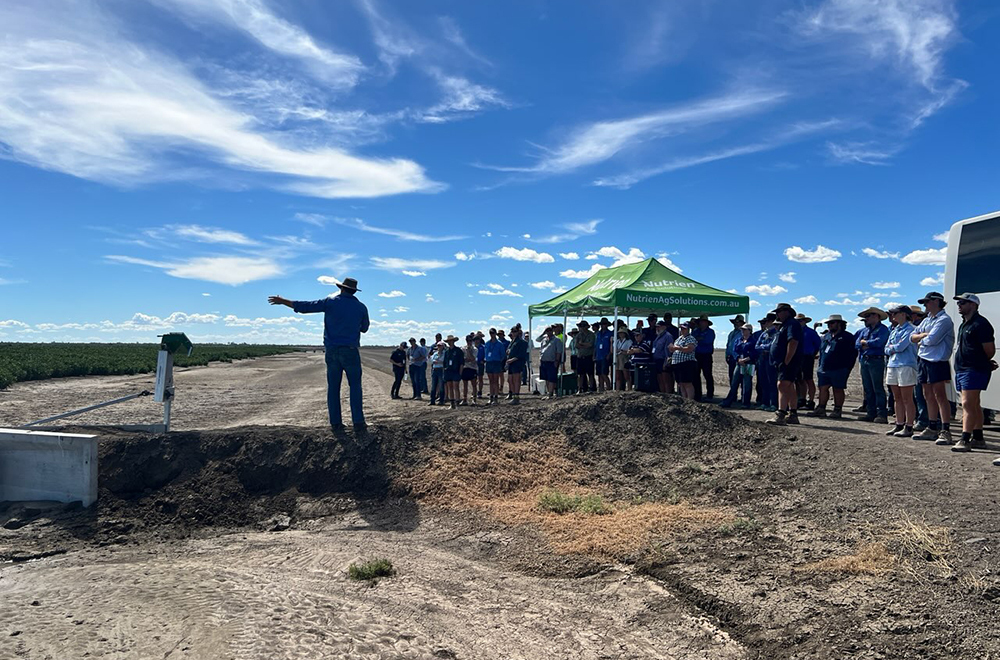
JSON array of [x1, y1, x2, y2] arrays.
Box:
[[749, 300, 761, 307], [933, 231, 949, 243], [526, 219, 602, 244], [401, 270, 426, 277], [371, 257, 454, 272], [921, 272, 945, 286], [745, 284, 788, 296], [333, 217, 464, 242], [550, 287, 568, 294], [172, 224, 258, 246], [587, 246, 646, 267], [0, 3, 441, 198], [478, 284, 522, 297], [487, 89, 785, 175], [560, 264, 607, 280], [529, 281, 557, 290], [163, 312, 220, 324], [794, 295, 819, 304], [862, 247, 900, 260], [425, 294, 438, 303], [293, 213, 329, 227], [202, 293, 211, 297], [559, 252, 580, 260], [378, 290, 406, 298], [223, 314, 304, 327], [419, 69, 508, 123], [392, 306, 409, 313], [0, 320, 30, 329], [901, 247, 947, 265], [871, 281, 900, 289], [778, 272, 797, 283], [494, 247, 555, 263], [317, 275, 341, 286], [826, 142, 899, 165], [106, 255, 282, 285], [783, 245, 841, 263]]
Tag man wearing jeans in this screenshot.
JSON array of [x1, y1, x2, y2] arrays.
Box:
[[407, 338, 428, 399], [855, 306, 889, 424], [269, 277, 370, 432]]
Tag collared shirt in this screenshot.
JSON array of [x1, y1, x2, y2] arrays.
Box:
[[819, 330, 858, 372], [642, 326, 657, 343], [755, 327, 776, 360], [915, 310, 955, 363], [568, 337, 577, 356], [477, 344, 486, 363], [390, 348, 406, 368], [443, 346, 465, 373], [292, 293, 369, 348], [629, 339, 654, 366], [407, 344, 427, 366], [506, 337, 528, 362], [770, 320, 803, 365], [725, 329, 742, 360], [733, 335, 757, 362], [801, 326, 821, 356], [693, 327, 716, 354], [538, 335, 564, 362], [594, 329, 614, 360], [956, 312, 995, 372], [671, 335, 698, 364], [855, 323, 889, 358], [575, 328, 596, 357], [885, 321, 918, 368], [484, 338, 506, 362], [430, 348, 445, 369], [652, 330, 674, 364], [615, 337, 633, 357]]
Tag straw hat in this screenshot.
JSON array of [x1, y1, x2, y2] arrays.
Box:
[[445, 334, 459, 343], [795, 313, 812, 323], [857, 306, 888, 321], [696, 315, 713, 326], [822, 314, 846, 324]]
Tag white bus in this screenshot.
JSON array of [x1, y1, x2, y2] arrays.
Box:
[[944, 210, 1000, 411]]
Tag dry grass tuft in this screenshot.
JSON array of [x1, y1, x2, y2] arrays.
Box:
[[797, 514, 954, 579], [397, 431, 731, 560]]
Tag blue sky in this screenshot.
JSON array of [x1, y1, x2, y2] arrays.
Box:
[[1, 0, 998, 346]]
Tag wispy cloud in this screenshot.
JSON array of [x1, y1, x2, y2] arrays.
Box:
[[779, 272, 797, 283], [794, 295, 819, 304], [478, 283, 522, 297], [370, 257, 455, 272], [0, 2, 441, 198], [333, 217, 465, 242], [484, 88, 786, 176], [171, 224, 258, 246], [526, 219, 602, 244], [827, 141, 899, 165], [862, 247, 900, 259], [419, 69, 508, 123], [105, 255, 283, 285], [378, 290, 406, 298], [871, 281, 900, 289]]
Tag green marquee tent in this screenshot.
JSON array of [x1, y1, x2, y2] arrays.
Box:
[[528, 258, 750, 319]]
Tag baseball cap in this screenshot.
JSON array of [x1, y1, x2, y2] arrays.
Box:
[[887, 303, 910, 314], [954, 292, 981, 305], [917, 291, 946, 304]]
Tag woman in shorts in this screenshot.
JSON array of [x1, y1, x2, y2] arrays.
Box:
[[504, 326, 529, 404], [614, 327, 633, 391], [884, 304, 918, 436], [669, 322, 699, 399], [442, 335, 465, 410], [461, 333, 479, 405]]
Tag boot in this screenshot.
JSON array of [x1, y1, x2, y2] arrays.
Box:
[[786, 411, 800, 425], [934, 428, 954, 445], [914, 427, 939, 441], [886, 424, 904, 436], [894, 426, 914, 438], [765, 410, 787, 426], [873, 416, 888, 425], [951, 436, 972, 452], [852, 404, 867, 413], [805, 400, 816, 410], [807, 406, 827, 418], [829, 408, 843, 419]]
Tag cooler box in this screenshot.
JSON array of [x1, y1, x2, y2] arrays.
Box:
[[558, 372, 578, 395], [633, 363, 658, 393]]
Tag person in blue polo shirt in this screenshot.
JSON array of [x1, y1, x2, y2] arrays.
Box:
[[483, 328, 507, 405], [594, 318, 615, 393], [725, 315, 745, 389], [855, 306, 890, 424], [755, 314, 778, 411], [406, 337, 427, 400], [796, 314, 821, 411], [910, 291, 956, 443], [269, 277, 369, 433], [692, 315, 716, 401], [720, 323, 756, 408]]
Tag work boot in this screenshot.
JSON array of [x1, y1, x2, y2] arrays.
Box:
[[807, 406, 827, 417], [914, 427, 939, 441], [861, 416, 876, 423], [886, 424, 904, 436], [894, 427, 914, 438], [951, 437, 973, 452], [786, 412, 800, 425], [765, 411, 787, 426], [873, 416, 888, 425], [510, 397, 520, 406], [331, 423, 346, 435], [935, 429, 955, 445], [852, 404, 867, 413], [829, 409, 843, 419], [805, 400, 816, 410]]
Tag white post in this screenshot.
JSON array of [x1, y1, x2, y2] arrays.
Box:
[[527, 316, 534, 393], [612, 306, 619, 391], [562, 309, 569, 372], [163, 399, 172, 432], [154, 350, 174, 432]]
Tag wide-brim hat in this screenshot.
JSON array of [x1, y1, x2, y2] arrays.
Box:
[[445, 335, 459, 343], [730, 314, 745, 324], [740, 323, 753, 331], [336, 277, 360, 292], [909, 305, 926, 315], [577, 320, 590, 327], [822, 314, 846, 324], [857, 306, 888, 321], [697, 315, 713, 326], [770, 302, 795, 316], [795, 313, 812, 323]]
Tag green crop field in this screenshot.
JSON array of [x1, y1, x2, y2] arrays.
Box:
[[0, 343, 307, 389]]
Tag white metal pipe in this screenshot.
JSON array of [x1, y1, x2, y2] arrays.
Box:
[[612, 306, 619, 391], [21, 391, 151, 427]]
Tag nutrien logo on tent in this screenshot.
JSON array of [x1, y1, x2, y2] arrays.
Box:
[[623, 293, 741, 308], [585, 276, 630, 293], [640, 279, 696, 289]]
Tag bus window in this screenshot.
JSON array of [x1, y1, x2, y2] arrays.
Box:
[[956, 214, 1000, 294]]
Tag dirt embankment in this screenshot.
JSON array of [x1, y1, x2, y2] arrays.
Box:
[[4, 393, 1000, 659]]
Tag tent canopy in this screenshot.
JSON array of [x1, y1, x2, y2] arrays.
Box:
[[528, 258, 750, 319]]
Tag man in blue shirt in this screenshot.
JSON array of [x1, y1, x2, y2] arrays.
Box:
[[269, 277, 369, 432], [910, 292, 956, 443], [594, 318, 615, 392], [692, 315, 716, 401], [766, 303, 803, 426], [796, 314, 821, 410], [854, 306, 890, 423], [754, 314, 778, 410], [406, 338, 428, 399], [724, 315, 745, 388]]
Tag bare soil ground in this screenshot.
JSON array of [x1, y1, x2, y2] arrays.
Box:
[[2, 349, 999, 659]]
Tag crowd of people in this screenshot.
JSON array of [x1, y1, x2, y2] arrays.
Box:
[[389, 291, 997, 463]]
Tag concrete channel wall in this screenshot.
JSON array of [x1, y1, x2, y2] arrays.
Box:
[[0, 429, 98, 507]]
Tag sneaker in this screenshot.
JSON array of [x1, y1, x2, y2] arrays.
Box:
[[994, 457, 1000, 467], [894, 427, 914, 438], [852, 404, 868, 413], [458, 400, 468, 406], [428, 401, 437, 406], [970, 437, 987, 449], [807, 407, 827, 417], [510, 398, 520, 406], [786, 413, 800, 425], [914, 428, 938, 441], [934, 429, 954, 445], [829, 410, 843, 419], [951, 437, 972, 452], [886, 425, 904, 436], [765, 412, 787, 426], [913, 423, 927, 433], [873, 416, 888, 425]]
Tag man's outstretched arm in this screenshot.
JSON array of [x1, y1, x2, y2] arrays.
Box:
[[268, 295, 294, 308], [269, 296, 325, 313]]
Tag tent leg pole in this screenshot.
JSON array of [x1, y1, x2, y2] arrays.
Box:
[[562, 310, 568, 373], [612, 306, 619, 391], [528, 317, 534, 393]]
